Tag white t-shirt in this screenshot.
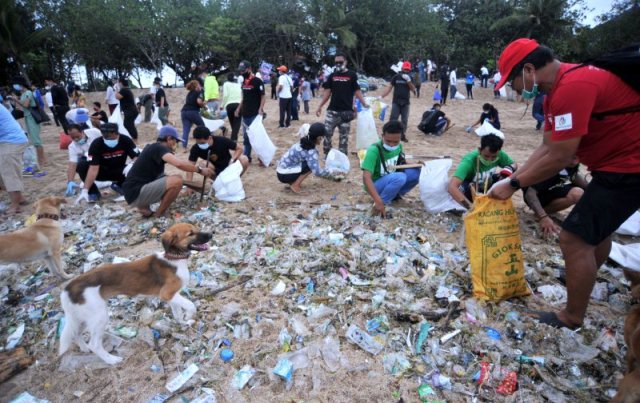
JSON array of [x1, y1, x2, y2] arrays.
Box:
[[277, 74, 293, 99], [493, 72, 501, 83], [481, 66, 489, 76], [449, 70, 457, 84], [106, 86, 118, 105], [68, 128, 101, 163], [45, 91, 53, 108]]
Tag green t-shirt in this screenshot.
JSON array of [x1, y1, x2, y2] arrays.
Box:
[[453, 149, 514, 183], [361, 140, 403, 182]]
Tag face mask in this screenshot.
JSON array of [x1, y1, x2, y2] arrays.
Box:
[[197, 143, 209, 150], [242, 72, 251, 79], [12, 84, 22, 91], [75, 137, 87, 146], [45, 85, 51, 90], [478, 155, 494, 167], [335, 62, 345, 71], [383, 143, 400, 152], [104, 139, 118, 148], [521, 69, 539, 100]]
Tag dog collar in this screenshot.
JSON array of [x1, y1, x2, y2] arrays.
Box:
[[37, 214, 60, 221], [164, 252, 190, 260]]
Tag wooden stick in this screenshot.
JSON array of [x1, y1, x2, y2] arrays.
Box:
[[182, 180, 204, 192], [393, 163, 424, 170], [200, 149, 211, 203]]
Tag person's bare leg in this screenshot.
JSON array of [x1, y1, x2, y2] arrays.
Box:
[[544, 188, 584, 214], [8, 191, 25, 212], [154, 175, 182, 217], [36, 146, 47, 167], [290, 172, 312, 194], [238, 155, 250, 176], [557, 230, 603, 327]]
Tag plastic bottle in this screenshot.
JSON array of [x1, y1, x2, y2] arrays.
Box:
[[345, 324, 383, 355]]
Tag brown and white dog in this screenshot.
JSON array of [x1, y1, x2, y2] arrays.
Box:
[[59, 223, 212, 365], [612, 305, 640, 402], [0, 196, 70, 279]]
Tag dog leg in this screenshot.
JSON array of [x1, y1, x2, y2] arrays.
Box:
[[169, 293, 196, 325], [87, 314, 122, 365], [75, 323, 90, 353], [46, 252, 72, 280], [59, 314, 80, 356]]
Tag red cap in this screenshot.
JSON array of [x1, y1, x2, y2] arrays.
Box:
[[496, 38, 539, 89], [402, 61, 412, 71], [276, 65, 288, 72]]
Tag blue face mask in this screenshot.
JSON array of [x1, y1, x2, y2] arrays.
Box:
[[383, 143, 400, 152], [197, 143, 209, 150], [75, 137, 87, 146], [521, 70, 539, 100], [13, 84, 22, 91], [104, 139, 118, 148]]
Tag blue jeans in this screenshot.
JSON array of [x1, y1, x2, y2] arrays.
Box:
[[374, 168, 420, 204], [241, 115, 257, 160], [181, 109, 205, 147]]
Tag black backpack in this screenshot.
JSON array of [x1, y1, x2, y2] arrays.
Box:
[[565, 43, 640, 119], [418, 109, 439, 134]]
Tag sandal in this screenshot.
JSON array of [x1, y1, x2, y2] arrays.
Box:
[[524, 310, 578, 330]]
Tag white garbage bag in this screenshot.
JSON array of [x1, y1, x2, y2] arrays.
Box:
[[203, 118, 225, 133], [356, 108, 378, 150], [609, 242, 640, 272], [474, 120, 504, 139], [107, 105, 131, 138], [23, 145, 38, 171], [247, 115, 276, 166], [454, 91, 466, 100], [419, 159, 465, 214], [326, 149, 350, 173], [213, 160, 245, 202], [499, 86, 507, 98], [150, 107, 162, 130], [616, 211, 640, 236], [134, 113, 143, 126]]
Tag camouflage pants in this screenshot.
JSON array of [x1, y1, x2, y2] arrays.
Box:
[[323, 109, 352, 155]]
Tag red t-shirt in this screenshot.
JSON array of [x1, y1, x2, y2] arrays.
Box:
[[544, 63, 640, 173]]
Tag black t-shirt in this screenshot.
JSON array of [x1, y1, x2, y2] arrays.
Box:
[[92, 110, 108, 123], [480, 110, 500, 129], [323, 70, 360, 112], [188, 136, 237, 173], [87, 135, 138, 182], [390, 73, 412, 106], [122, 142, 171, 203], [155, 88, 169, 107], [51, 84, 69, 107], [182, 90, 201, 111], [424, 109, 446, 132], [532, 165, 580, 194], [118, 88, 137, 113], [241, 76, 265, 118]]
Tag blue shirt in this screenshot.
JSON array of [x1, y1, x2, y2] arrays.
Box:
[[277, 143, 329, 177], [0, 104, 28, 144], [465, 73, 475, 84]]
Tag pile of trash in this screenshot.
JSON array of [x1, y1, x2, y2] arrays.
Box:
[[0, 196, 635, 402]]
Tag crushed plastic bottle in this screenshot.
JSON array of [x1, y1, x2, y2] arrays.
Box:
[[231, 365, 255, 390], [345, 324, 384, 355]]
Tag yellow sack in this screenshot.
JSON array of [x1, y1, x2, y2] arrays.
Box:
[[464, 195, 530, 301]]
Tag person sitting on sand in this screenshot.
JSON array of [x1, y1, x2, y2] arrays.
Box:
[[362, 120, 420, 218], [276, 123, 335, 194], [465, 103, 501, 132]]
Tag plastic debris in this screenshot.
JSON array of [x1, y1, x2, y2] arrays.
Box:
[[219, 348, 234, 362], [272, 358, 294, 382], [6, 323, 25, 349], [497, 371, 518, 395], [9, 392, 49, 403], [345, 324, 384, 355], [231, 365, 255, 390], [165, 364, 199, 393]]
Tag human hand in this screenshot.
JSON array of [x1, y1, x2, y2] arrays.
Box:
[[540, 216, 560, 237], [315, 108, 322, 117], [487, 177, 515, 200], [200, 166, 215, 178], [65, 181, 78, 196], [373, 200, 386, 218], [75, 189, 89, 205], [465, 126, 472, 133]]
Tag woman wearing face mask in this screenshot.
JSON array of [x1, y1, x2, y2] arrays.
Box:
[[448, 133, 517, 209], [64, 122, 102, 196], [465, 103, 501, 132], [362, 120, 420, 218], [277, 123, 334, 194], [12, 77, 47, 169], [180, 80, 206, 149]]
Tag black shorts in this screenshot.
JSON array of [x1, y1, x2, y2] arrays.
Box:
[[562, 172, 640, 245], [536, 184, 575, 208], [277, 162, 310, 184]]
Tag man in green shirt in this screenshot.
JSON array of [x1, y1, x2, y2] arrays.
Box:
[[448, 134, 517, 209], [362, 120, 420, 217]]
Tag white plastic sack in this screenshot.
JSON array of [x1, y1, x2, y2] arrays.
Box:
[[454, 91, 466, 100], [356, 108, 378, 150], [474, 120, 504, 139], [213, 160, 245, 202], [325, 149, 350, 173], [247, 115, 276, 166], [150, 107, 162, 130], [609, 242, 640, 272], [419, 159, 465, 214], [23, 145, 38, 170], [134, 113, 142, 126], [202, 118, 225, 133], [616, 211, 640, 236], [107, 105, 131, 138], [499, 86, 507, 98]]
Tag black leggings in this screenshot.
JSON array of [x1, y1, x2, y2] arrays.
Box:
[[123, 110, 139, 140], [226, 103, 241, 141], [466, 84, 474, 99]]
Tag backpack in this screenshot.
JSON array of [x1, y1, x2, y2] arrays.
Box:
[[565, 43, 640, 119], [418, 109, 439, 134]]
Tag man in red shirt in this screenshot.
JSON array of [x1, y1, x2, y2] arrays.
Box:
[[489, 38, 640, 329]]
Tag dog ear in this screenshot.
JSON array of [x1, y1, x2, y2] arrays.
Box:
[[161, 230, 178, 250]]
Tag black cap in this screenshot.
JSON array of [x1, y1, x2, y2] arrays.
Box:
[[100, 122, 119, 134], [237, 60, 251, 72]]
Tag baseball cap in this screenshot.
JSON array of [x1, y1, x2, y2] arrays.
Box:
[[158, 125, 180, 141], [277, 65, 288, 73], [237, 60, 251, 72], [402, 61, 412, 71], [495, 38, 539, 90]]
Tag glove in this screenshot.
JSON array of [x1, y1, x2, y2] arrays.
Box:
[[75, 189, 89, 205], [465, 126, 472, 133], [65, 181, 78, 196], [499, 165, 514, 178]]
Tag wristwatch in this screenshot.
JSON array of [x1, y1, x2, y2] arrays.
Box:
[[509, 177, 521, 190]]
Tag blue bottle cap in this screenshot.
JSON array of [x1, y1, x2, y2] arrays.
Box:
[[220, 348, 234, 362]]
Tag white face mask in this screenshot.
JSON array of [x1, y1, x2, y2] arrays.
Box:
[[383, 143, 400, 151], [197, 143, 209, 150]]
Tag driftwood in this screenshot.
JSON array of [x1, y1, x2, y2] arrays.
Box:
[[0, 347, 33, 383]]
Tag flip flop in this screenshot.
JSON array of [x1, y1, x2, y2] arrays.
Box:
[[524, 310, 577, 330]]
